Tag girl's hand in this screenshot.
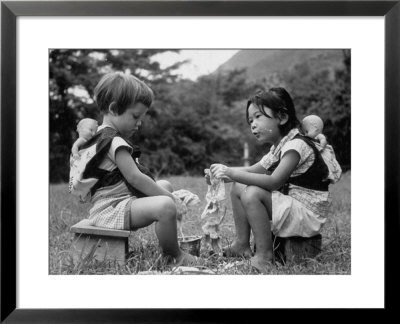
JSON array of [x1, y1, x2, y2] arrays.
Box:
[[204, 169, 211, 185], [210, 164, 232, 181], [172, 195, 187, 221]]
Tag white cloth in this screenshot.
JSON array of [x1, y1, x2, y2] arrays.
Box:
[[69, 142, 99, 202], [271, 191, 327, 237], [172, 189, 201, 220], [172, 189, 201, 207], [318, 144, 342, 183], [201, 173, 226, 239]]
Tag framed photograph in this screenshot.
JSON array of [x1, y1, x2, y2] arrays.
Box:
[[1, 0, 399, 321]]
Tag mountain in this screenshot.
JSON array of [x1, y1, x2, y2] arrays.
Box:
[[214, 49, 345, 81]]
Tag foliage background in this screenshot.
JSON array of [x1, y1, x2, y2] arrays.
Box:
[[49, 49, 350, 182]]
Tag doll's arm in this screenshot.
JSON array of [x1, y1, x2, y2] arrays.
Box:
[[71, 137, 88, 156], [315, 134, 327, 149]]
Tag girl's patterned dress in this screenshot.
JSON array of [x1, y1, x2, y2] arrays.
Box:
[[260, 128, 341, 237]]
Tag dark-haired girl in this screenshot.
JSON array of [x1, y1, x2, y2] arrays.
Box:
[[209, 88, 340, 273]]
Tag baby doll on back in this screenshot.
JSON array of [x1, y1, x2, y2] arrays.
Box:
[[301, 114, 342, 183], [71, 118, 98, 157], [301, 114, 327, 148]]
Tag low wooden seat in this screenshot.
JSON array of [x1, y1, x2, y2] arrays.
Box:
[[70, 219, 130, 265], [273, 234, 322, 264]]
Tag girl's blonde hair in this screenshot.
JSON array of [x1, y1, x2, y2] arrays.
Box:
[[94, 71, 154, 115]]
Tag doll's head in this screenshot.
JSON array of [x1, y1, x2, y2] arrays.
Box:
[[77, 118, 98, 140], [301, 115, 324, 138]]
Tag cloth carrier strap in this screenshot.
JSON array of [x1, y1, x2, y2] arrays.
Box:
[[268, 134, 329, 194], [91, 162, 155, 198], [81, 127, 155, 198]]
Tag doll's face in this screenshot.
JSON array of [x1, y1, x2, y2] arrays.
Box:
[[78, 120, 98, 139], [79, 126, 97, 139], [304, 126, 319, 138], [302, 116, 323, 138]]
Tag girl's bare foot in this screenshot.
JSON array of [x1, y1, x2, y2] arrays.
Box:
[[173, 251, 199, 267], [223, 242, 252, 258], [250, 255, 274, 274]]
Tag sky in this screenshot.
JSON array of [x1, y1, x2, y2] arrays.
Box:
[[151, 50, 239, 81], [67, 50, 239, 100]]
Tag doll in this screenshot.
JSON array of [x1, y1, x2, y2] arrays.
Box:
[[301, 115, 327, 147], [301, 115, 342, 183], [71, 118, 98, 157]]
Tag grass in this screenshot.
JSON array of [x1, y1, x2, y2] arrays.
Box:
[[49, 172, 351, 275]]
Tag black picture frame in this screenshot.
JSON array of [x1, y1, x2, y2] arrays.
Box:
[[1, 0, 399, 322]]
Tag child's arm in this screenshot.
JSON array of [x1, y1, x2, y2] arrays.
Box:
[[212, 150, 300, 191], [231, 163, 266, 174], [115, 148, 174, 198], [71, 137, 88, 156], [207, 163, 265, 183]]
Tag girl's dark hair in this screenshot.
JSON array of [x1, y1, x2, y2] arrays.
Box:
[[246, 87, 300, 136], [94, 71, 154, 115]]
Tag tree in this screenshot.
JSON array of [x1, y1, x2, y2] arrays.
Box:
[[283, 51, 351, 169], [49, 49, 181, 182]]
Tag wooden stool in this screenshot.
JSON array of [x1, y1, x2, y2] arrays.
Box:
[[272, 234, 322, 263], [70, 219, 130, 265]]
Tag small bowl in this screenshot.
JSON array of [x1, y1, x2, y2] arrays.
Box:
[[178, 235, 202, 257]]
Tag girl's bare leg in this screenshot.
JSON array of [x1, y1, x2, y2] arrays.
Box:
[[240, 186, 273, 273], [130, 196, 180, 257], [225, 182, 252, 257], [129, 185, 196, 265]]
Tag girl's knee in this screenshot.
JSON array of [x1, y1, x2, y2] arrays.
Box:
[[156, 180, 173, 192], [129, 196, 178, 229], [158, 196, 177, 220], [241, 186, 270, 207], [231, 182, 246, 197]]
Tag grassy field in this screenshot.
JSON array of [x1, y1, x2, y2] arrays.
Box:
[[49, 172, 351, 275]]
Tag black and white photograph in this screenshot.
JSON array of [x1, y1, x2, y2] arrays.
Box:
[[49, 49, 350, 275], [2, 0, 398, 318]]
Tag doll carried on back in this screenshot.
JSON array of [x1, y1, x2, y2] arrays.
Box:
[[301, 115, 342, 183], [69, 118, 154, 202], [71, 118, 99, 158], [69, 118, 100, 202]]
